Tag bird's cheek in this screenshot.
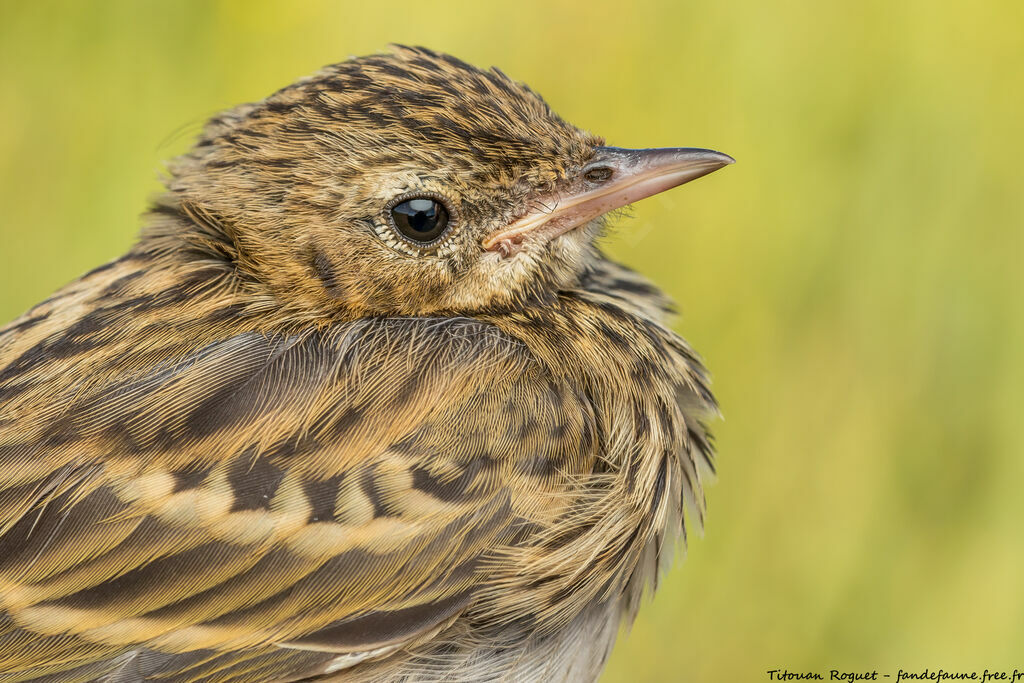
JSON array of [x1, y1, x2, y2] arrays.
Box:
[[451, 252, 537, 309], [306, 245, 350, 301], [408, 269, 451, 311]]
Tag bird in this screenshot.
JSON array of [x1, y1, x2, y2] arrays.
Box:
[[0, 46, 732, 682]]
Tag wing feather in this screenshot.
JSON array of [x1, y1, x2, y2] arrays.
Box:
[[0, 316, 582, 681]]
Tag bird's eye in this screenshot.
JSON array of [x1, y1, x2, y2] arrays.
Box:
[[389, 197, 451, 245]]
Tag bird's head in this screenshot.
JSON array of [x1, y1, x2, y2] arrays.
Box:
[[155, 46, 732, 318]]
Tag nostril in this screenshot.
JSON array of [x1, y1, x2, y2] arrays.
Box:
[[583, 166, 614, 183]]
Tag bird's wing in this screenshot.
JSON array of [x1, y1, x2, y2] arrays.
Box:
[[0, 317, 589, 682]]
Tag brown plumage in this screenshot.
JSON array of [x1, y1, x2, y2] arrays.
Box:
[[0, 46, 731, 682]]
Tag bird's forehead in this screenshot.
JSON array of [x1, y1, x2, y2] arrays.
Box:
[[262, 47, 600, 174]]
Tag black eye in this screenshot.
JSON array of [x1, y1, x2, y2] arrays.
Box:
[[390, 197, 450, 245]]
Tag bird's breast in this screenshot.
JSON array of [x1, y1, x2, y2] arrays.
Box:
[[475, 282, 716, 633]]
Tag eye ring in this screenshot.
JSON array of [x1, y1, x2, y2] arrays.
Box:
[[385, 192, 456, 250]]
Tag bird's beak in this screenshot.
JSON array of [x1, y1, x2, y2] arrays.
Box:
[[483, 146, 734, 256]]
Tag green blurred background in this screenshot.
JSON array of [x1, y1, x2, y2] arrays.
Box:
[[1, 1, 1021, 680]]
